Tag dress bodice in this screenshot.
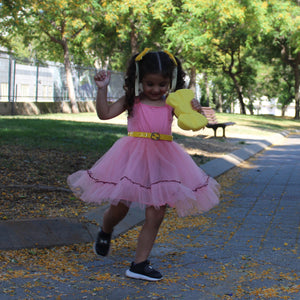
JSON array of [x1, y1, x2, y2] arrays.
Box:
[[127, 102, 173, 135]]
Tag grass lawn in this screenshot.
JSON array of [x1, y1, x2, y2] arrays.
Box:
[[0, 117, 127, 155], [216, 112, 300, 135], [1, 112, 299, 151], [1, 112, 299, 165]]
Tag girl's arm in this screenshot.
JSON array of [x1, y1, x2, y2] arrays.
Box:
[[95, 70, 126, 120]]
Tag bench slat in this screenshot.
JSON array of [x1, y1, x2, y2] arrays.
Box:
[[201, 107, 235, 137]]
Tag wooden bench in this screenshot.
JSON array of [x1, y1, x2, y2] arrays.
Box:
[[201, 107, 235, 138]]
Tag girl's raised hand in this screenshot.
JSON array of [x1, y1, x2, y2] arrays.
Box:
[[94, 70, 111, 89]]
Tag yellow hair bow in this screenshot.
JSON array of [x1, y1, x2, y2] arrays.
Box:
[[135, 48, 151, 61], [164, 50, 178, 66]]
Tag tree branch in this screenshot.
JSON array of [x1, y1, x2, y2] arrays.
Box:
[[71, 25, 87, 39]]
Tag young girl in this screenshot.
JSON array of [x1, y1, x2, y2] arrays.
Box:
[[68, 49, 220, 281]]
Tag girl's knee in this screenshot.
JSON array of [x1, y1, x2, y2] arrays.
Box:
[[157, 206, 166, 219], [106, 202, 129, 218], [146, 205, 166, 225]]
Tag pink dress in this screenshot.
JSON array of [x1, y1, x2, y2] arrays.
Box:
[[67, 101, 220, 217]]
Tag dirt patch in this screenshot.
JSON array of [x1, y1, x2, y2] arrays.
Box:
[[175, 134, 242, 165], [0, 145, 98, 221]]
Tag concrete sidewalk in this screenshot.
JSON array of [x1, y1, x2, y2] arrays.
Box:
[[0, 131, 291, 251]]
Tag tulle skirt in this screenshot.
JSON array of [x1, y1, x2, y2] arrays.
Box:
[[67, 137, 220, 217]]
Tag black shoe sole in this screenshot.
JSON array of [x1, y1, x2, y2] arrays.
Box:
[[125, 269, 162, 281]]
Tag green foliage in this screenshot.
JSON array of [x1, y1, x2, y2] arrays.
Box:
[[266, 0, 300, 50], [1, 0, 104, 64], [92, 0, 168, 70], [261, 0, 300, 118]]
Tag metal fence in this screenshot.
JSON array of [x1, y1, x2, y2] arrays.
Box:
[[0, 53, 124, 103]]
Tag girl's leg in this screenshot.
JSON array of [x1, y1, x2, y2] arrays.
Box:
[[94, 202, 129, 256], [125, 205, 166, 281], [102, 202, 130, 233], [134, 205, 166, 263]]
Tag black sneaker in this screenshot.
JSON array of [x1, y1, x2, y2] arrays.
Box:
[[125, 260, 163, 281], [93, 229, 112, 256]]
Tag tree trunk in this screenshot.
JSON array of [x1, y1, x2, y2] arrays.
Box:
[[188, 66, 196, 94], [218, 93, 223, 112], [280, 42, 299, 119], [130, 19, 138, 55], [204, 72, 210, 107], [63, 39, 78, 113], [293, 53, 300, 119], [230, 74, 246, 114], [281, 105, 287, 117], [248, 99, 254, 115]]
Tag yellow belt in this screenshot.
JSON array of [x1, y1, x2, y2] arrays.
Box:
[[128, 131, 173, 141]]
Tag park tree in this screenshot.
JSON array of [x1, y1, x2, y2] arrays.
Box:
[[165, 0, 268, 114], [90, 0, 171, 71], [212, 75, 237, 112], [253, 57, 295, 117], [275, 65, 295, 117], [0, 0, 103, 113], [164, 1, 213, 93], [264, 0, 300, 119]]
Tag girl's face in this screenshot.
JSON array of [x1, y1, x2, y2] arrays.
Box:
[[141, 73, 170, 101]]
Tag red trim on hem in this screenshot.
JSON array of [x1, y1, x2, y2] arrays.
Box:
[[87, 170, 209, 191]]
